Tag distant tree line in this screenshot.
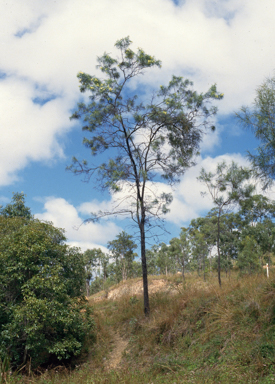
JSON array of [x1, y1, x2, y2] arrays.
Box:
[[85, 174, 275, 294]]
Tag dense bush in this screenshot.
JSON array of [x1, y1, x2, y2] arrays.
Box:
[[0, 216, 94, 368]]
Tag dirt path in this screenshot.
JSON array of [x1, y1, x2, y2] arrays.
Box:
[[105, 331, 128, 370]]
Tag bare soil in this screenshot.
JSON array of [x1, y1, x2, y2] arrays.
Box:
[[104, 330, 128, 370], [91, 277, 179, 302]]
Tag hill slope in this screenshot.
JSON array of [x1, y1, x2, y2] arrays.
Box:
[[18, 272, 275, 383]]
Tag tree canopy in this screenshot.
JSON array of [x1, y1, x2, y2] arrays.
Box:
[[0, 192, 32, 219], [198, 161, 254, 286], [236, 75, 275, 186]]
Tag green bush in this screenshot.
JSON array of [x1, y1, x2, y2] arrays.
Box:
[[0, 216, 94, 368]]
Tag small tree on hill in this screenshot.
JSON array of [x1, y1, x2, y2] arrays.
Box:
[[83, 248, 107, 296], [69, 36, 223, 315], [169, 227, 191, 280], [198, 161, 254, 286], [108, 231, 137, 282]]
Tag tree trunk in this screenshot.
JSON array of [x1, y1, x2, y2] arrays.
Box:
[[217, 212, 222, 287], [182, 260, 185, 281], [203, 254, 206, 282], [122, 259, 127, 281], [140, 217, 150, 316], [86, 280, 90, 297]]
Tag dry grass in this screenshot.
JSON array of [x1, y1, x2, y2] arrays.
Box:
[[12, 270, 275, 383]]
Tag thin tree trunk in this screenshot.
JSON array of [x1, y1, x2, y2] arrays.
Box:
[[217, 212, 222, 287], [86, 280, 89, 297], [203, 254, 206, 282], [122, 259, 127, 281], [225, 253, 228, 278], [140, 217, 150, 316]]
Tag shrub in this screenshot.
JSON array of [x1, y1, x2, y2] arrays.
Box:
[[0, 217, 94, 368]]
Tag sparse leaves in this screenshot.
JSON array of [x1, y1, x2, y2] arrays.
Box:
[[236, 75, 275, 186]]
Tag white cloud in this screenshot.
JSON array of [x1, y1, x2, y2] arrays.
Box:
[[35, 197, 122, 251], [0, 77, 74, 185], [1, 0, 275, 185], [35, 151, 275, 249], [165, 153, 250, 224], [78, 153, 250, 228]]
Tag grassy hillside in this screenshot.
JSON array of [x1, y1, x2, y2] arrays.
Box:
[[7, 271, 275, 384]]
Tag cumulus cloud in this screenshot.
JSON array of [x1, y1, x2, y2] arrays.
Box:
[[163, 153, 250, 224], [35, 197, 122, 251], [0, 77, 73, 185], [1, 0, 275, 186]]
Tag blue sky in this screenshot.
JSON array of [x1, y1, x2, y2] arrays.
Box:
[[1, 0, 274, 253]]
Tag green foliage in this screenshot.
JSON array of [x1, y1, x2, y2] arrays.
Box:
[[0, 354, 11, 384], [107, 231, 137, 281], [0, 216, 94, 368], [83, 248, 108, 295], [169, 228, 191, 278], [0, 192, 31, 219], [155, 243, 172, 275], [198, 161, 255, 285], [145, 246, 159, 275], [188, 228, 208, 279], [239, 193, 275, 224], [241, 219, 275, 263], [236, 75, 275, 186], [237, 235, 261, 274]]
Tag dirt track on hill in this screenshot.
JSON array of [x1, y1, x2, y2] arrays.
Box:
[[105, 330, 128, 370]]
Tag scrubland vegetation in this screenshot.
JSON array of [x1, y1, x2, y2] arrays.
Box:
[[3, 270, 275, 384]]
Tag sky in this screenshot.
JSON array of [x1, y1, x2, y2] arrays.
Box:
[[1, 0, 275, 254]]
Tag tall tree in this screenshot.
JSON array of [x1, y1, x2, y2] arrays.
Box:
[[69, 37, 223, 315], [198, 161, 254, 286], [236, 75, 275, 186]]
